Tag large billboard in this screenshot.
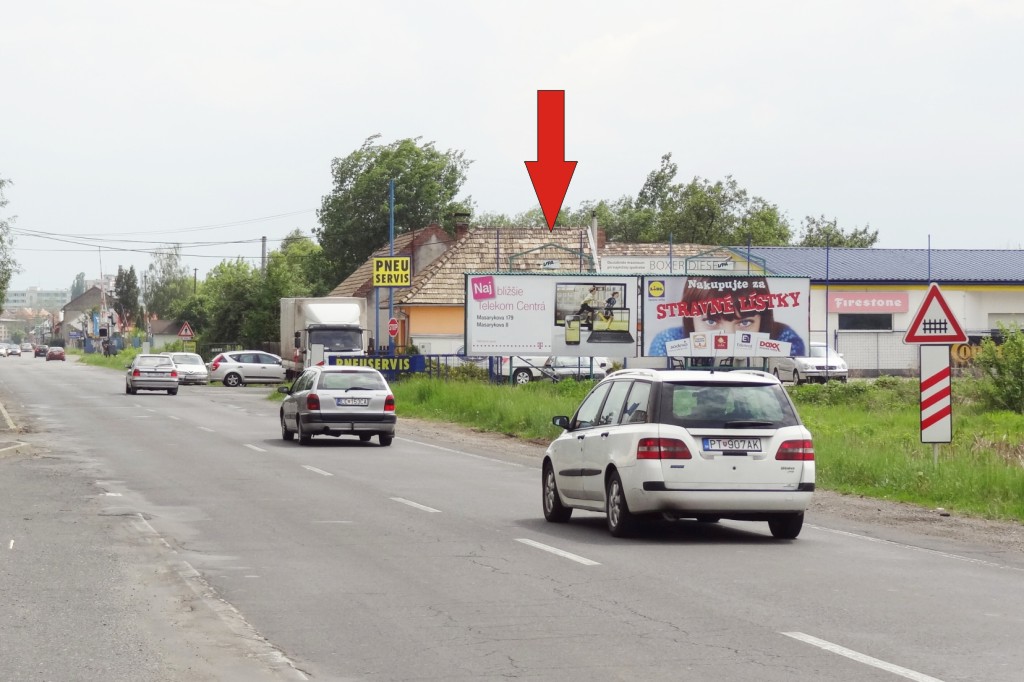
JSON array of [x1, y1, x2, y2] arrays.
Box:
[[642, 275, 810, 358], [465, 274, 639, 357]]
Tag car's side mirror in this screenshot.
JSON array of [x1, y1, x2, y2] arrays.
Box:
[[552, 415, 570, 430], [277, 386, 291, 395]]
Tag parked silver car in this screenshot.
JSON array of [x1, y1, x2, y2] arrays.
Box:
[[161, 352, 209, 385], [278, 365, 396, 446], [126, 354, 179, 395], [207, 350, 286, 387], [768, 342, 848, 384]]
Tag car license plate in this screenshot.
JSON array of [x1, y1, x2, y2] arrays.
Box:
[[702, 437, 762, 452], [336, 397, 370, 407]]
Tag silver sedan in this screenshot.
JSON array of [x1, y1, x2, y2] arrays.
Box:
[[126, 354, 180, 395]]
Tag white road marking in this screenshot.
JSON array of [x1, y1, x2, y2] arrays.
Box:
[[516, 538, 600, 566], [244, 444, 267, 453], [391, 497, 441, 513], [104, 492, 122, 497], [0, 401, 16, 430], [302, 465, 333, 477], [198, 426, 215, 432], [397, 437, 527, 467], [8, 540, 13, 550], [808, 524, 1023, 571], [783, 632, 945, 682], [168, 415, 181, 420]]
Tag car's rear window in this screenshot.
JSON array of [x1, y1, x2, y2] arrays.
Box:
[[658, 382, 799, 428], [319, 372, 387, 391], [137, 356, 169, 367]]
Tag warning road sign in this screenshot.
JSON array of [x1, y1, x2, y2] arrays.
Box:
[[177, 321, 195, 340], [903, 283, 967, 344]]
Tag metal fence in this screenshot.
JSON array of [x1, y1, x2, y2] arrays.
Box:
[[832, 330, 919, 378]]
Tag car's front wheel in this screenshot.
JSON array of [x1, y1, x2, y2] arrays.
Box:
[[606, 472, 636, 537], [542, 462, 572, 522], [768, 512, 804, 539], [358, 434, 372, 442], [792, 370, 803, 385], [222, 372, 243, 387], [280, 412, 293, 441]]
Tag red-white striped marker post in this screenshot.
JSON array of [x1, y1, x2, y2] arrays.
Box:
[[919, 345, 952, 445]]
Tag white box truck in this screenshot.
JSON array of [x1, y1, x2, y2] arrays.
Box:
[[280, 297, 367, 378]]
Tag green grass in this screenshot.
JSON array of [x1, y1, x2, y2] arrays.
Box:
[[393, 375, 1024, 523]]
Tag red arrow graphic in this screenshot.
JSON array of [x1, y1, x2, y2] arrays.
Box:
[[525, 90, 577, 231]]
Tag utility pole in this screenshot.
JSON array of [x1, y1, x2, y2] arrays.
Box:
[[194, 268, 198, 294]]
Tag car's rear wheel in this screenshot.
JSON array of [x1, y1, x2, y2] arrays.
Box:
[[606, 472, 636, 537], [297, 419, 311, 445], [513, 369, 532, 384], [125, 382, 131, 395], [378, 434, 393, 446], [358, 434, 372, 442], [768, 512, 804, 539], [280, 412, 293, 441], [542, 462, 572, 522], [223, 372, 243, 387], [168, 388, 178, 396], [792, 370, 803, 385], [696, 515, 721, 523]]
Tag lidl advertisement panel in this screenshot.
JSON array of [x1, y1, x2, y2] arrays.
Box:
[[642, 275, 810, 357], [465, 274, 638, 357]]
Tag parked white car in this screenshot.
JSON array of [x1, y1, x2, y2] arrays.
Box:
[[161, 352, 210, 385], [768, 342, 848, 384], [496, 356, 610, 384], [207, 350, 286, 387]]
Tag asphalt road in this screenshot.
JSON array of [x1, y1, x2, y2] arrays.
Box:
[[2, 354, 1023, 681]]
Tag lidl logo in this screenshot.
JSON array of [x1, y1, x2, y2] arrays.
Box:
[[647, 280, 665, 298]]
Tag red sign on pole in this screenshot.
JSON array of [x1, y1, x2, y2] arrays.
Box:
[[387, 318, 399, 338], [903, 283, 967, 344], [177, 321, 195, 340]]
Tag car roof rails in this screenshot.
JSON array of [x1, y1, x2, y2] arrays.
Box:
[[606, 367, 660, 379]]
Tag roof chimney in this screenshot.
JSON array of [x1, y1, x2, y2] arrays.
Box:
[[454, 211, 471, 239]]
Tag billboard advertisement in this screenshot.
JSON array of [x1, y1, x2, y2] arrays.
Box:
[[465, 275, 638, 357], [642, 275, 810, 358]]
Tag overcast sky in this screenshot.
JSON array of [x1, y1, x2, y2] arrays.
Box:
[[3, 0, 1022, 291]]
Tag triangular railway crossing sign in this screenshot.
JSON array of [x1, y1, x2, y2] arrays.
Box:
[[903, 283, 968, 344], [177, 321, 196, 339]]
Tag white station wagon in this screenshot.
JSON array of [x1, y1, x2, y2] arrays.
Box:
[[543, 368, 815, 538]]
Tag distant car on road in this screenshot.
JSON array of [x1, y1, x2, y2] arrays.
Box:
[[34, 344, 49, 358], [8, 344, 21, 356], [46, 346, 66, 361], [161, 352, 209, 385], [126, 354, 179, 395], [21, 343, 33, 356], [278, 365, 396, 446]]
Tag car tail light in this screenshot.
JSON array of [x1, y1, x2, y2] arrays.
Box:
[[170, 370, 178, 378], [211, 355, 224, 371], [306, 393, 321, 410], [776, 439, 815, 461], [637, 438, 691, 460], [384, 395, 395, 412], [132, 369, 141, 377]]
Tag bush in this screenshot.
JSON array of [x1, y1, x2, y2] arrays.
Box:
[[975, 324, 1024, 414]]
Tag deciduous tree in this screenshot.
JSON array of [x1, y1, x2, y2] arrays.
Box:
[[0, 177, 20, 303], [316, 136, 471, 287]]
